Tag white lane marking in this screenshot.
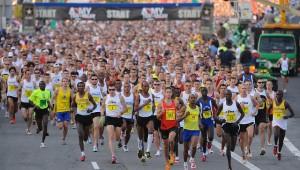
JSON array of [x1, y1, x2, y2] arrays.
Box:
[[284, 138, 300, 158], [213, 141, 261, 170], [91, 161, 100, 170]]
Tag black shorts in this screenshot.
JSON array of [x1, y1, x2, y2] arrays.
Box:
[[239, 122, 254, 133], [7, 96, 18, 103], [153, 116, 161, 131], [35, 108, 49, 120], [269, 114, 273, 122], [75, 114, 92, 126], [122, 118, 135, 126], [136, 115, 154, 127], [160, 127, 177, 140], [222, 123, 240, 136], [105, 116, 123, 127], [91, 112, 100, 119], [20, 102, 34, 109]]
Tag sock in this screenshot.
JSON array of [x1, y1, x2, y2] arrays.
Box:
[[184, 162, 188, 166], [81, 152, 85, 156], [146, 133, 153, 152], [137, 139, 142, 150]]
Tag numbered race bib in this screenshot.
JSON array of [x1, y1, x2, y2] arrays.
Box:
[[226, 112, 237, 123], [78, 103, 88, 111], [166, 109, 176, 121], [8, 85, 16, 91], [40, 99, 47, 107], [203, 110, 212, 119], [2, 75, 8, 81], [219, 111, 224, 118], [143, 104, 152, 112], [124, 105, 133, 115], [108, 104, 118, 111], [242, 106, 249, 115], [25, 90, 32, 97], [93, 96, 100, 103], [155, 101, 159, 107], [273, 110, 283, 120]]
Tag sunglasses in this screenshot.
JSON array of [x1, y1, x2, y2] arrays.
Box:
[[108, 88, 115, 91], [257, 82, 263, 84], [153, 84, 160, 86], [91, 79, 98, 80]]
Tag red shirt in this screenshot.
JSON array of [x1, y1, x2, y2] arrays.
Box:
[[161, 100, 177, 130]]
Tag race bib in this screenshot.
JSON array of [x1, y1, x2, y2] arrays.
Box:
[[143, 104, 152, 112], [243, 106, 249, 115], [226, 112, 237, 123], [78, 103, 88, 111], [93, 96, 100, 103], [155, 101, 159, 107], [25, 90, 32, 97], [166, 109, 176, 121], [203, 110, 212, 119], [273, 110, 283, 120], [40, 99, 47, 107], [124, 105, 133, 115], [8, 85, 16, 91], [219, 111, 224, 117], [2, 75, 8, 81], [107, 104, 118, 111]]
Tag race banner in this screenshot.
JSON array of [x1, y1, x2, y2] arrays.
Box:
[[33, 3, 205, 20]]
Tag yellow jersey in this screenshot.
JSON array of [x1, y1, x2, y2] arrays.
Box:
[[273, 100, 286, 120], [184, 105, 200, 131], [56, 87, 71, 112]]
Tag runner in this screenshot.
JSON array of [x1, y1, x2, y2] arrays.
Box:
[[121, 82, 135, 152], [102, 81, 127, 163], [236, 83, 258, 162], [216, 90, 245, 170], [198, 87, 218, 161], [86, 74, 103, 152], [266, 80, 275, 145], [29, 81, 52, 148], [53, 77, 72, 145], [276, 53, 289, 93], [269, 90, 295, 160], [215, 84, 226, 156], [156, 87, 178, 170], [151, 79, 164, 157], [72, 82, 97, 161], [7, 66, 20, 124], [134, 81, 155, 162], [19, 69, 35, 134], [179, 94, 201, 170]]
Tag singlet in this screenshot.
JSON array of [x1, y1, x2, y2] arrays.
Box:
[[255, 88, 268, 121], [56, 87, 71, 112], [29, 89, 51, 109], [138, 93, 154, 117], [237, 94, 254, 124], [272, 100, 286, 121], [88, 85, 102, 113], [161, 100, 177, 130], [75, 92, 90, 116], [198, 97, 213, 119], [7, 75, 19, 97], [105, 94, 122, 117], [280, 58, 289, 71], [222, 101, 240, 123], [152, 90, 164, 115], [184, 105, 200, 130], [181, 91, 191, 105], [241, 73, 254, 84], [21, 79, 35, 103], [122, 92, 134, 119]]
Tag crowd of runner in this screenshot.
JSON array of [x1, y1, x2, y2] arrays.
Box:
[[0, 20, 295, 170]]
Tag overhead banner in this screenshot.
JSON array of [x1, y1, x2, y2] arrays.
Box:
[[33, 3, 205, 20]]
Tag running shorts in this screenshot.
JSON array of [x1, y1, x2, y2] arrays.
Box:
[[182, 129, 200, 143], [136, 115, 153, 127], [20, 102, 34, 109], [75, 114, 92, 126], [222, 123, 240, 136], [105, 116, 122, 127], [56, 112, 71, 122], [239, 122, 254, 133]]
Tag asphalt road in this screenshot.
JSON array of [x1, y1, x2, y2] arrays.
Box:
[[1, 77, 300, 170]]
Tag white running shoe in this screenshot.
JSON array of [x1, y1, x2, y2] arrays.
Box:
[[93, 145, 98, 152], [267, 141, 272, 146], [123, 145, 129, 152], [155, 150, 160, 156], [5, 112, 9, 118], [208, 148, 214, 154], [26, 130, 32, 135], [40, 143, 46, 148]]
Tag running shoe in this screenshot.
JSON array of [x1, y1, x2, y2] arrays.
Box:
[[277, 153, 281, 160], [242, 155, 247, 164], [138, 150, 143, 159], [4, 112, 9, 118], [165, 162, 171, 170], [247, 151, 252, 158], [9, 119, 14, 124], [62, 140, 67, 145], [189, 157, 195, 163], [72, 124, 77, 129], [123, 145, 129, 152], [267, 141, 272, 146], [118, 141, 122, 148], [141, 155, 146, 162], [40, 143, 46, 148], [174, 156, 180, 164], [169, 153, 175, 165], [201, 154, 207, 162], [155, 150, 161, 157], [260, 148, 266, 156], [207, 142, 213, 154], [145, 152, 152, 159], [93, 145, 98, 152], [184, 163, 188, 170], [273, 146, 278, 156], [100, 136, 104, 145], [191, 161, 197, 169], [80, 155, 85, 161], [112, 156, 117, 164], [87, 137, 92, 144]]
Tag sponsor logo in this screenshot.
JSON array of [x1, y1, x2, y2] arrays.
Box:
[[69, 7, 96, 20], [35, 8, 56, 19], [106, 10, 130, 19], [141, 8, 168, 19], [178, 9, 201, 19]]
